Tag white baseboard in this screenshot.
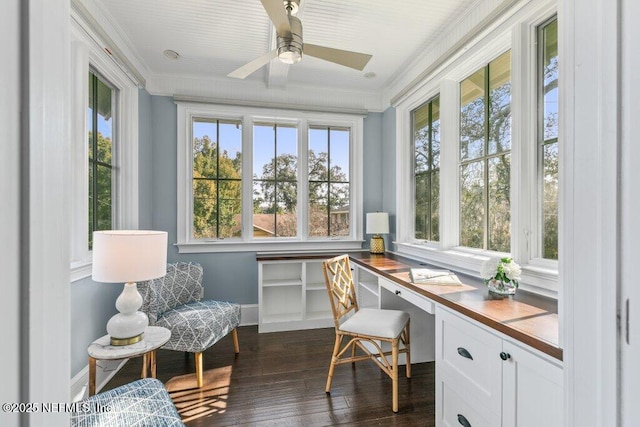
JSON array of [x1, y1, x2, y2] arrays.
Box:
[[70, 304, 258, 399], [70, 359, 128, 402], [239, 304, 258, 326]]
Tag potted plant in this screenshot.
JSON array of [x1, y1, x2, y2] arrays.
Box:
[[480, 257, 521, 295]]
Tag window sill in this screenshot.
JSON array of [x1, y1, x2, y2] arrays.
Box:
[[176, 239, 365, 254], [70, 259, 92, 282], [395, 241, 558, 298]]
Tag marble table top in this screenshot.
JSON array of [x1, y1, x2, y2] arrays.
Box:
[[88, 326, 171, 360]]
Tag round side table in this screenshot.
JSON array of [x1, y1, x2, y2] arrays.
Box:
[[87, 326, 171, 396]]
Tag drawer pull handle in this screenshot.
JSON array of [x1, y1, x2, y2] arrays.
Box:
[[500, 351, 511, 361], [457, 347, 473, 360], [457, 414, 472, 427], [395, 290, 401, 295]]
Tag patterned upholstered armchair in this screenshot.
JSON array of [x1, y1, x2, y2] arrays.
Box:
[[138, 262, 240, 388], [71, 378, 184, 426]]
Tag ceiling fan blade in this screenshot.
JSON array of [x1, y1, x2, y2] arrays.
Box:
[[228, 49, 279, 79], [304, 44, 372, 71], [260, 0, 292, 38]]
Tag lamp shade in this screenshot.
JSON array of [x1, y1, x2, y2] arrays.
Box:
[[366, 212, 389, 234], [92, 230, 168, 283]]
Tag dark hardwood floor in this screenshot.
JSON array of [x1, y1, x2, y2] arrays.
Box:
[[104, 326, 436, 426]]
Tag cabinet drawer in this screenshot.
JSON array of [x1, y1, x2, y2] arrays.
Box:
[[440, 381, 499, 427], [436, 307, 502, 415], [379, 278, 435, 314]]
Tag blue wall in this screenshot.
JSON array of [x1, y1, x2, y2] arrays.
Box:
[[70, 92, 389, 377], [362, 111, 384, 252], [382, 107, 397, 247], [138, 89, 153, 229], [70, 278, 122, 377]]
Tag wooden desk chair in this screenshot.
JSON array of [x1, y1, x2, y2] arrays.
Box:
[[322, 254, 411, 412]]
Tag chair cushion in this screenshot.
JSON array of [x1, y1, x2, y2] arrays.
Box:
[[139, 263, 204, 324], [339, 308, 409, 339], [70, 378, 184, 427], [157, 300, 241, 353]]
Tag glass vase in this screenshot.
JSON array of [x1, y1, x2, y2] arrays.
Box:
[[487, 279, 516, 295]]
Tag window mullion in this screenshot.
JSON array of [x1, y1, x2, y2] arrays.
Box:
[[215, 120, 220, 238], [242, 115, 253, 242], [440, 79, 460, 249], [427, 103, 433, 241], [273, 124, 278, 237], [484, 63, 491, 251], [327, 127, 332, 236], [298, 120, 309, 240]]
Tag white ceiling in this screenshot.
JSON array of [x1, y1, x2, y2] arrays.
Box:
[[96, 0, 478, 96]]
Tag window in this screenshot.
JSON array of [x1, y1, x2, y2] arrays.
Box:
[[308, 127, 351, 237], [177, 103, 363, 252], [87, 71, 115, 249], [253, 124, 298, 238], [538, 17, 559, 260], [412, 96, 440, 241], [192, 119, 242, 239], [459, 51, 511, 252], [70, 16, 140, 281], [394, 8, 560, 295]]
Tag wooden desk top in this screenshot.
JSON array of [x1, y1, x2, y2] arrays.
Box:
[[257, 251, 562, 361]]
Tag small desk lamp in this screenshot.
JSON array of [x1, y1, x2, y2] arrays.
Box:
[[92, 230, 168, 345], [366, 212, 389, 254]]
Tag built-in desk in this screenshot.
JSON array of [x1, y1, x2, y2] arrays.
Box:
[[348, 252, 561, 361], [257, 251, 563, 426]]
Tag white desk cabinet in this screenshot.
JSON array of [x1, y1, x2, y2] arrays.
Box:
[[258, 258, 334, 332], [436, 306, 563, 427]]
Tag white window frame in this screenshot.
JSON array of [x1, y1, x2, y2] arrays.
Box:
[[394, 1, 559, 297], [176, 102, 364, 253], [70, 14, 139, 281]]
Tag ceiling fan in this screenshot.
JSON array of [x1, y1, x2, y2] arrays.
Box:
[[228, 0, 373, 79]]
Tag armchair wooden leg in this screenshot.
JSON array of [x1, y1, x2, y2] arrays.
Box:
[[326, 334, 342, 393], [232, 328, 240, 354], [392, 338, 399, 413], [195, 352, 204, 388]]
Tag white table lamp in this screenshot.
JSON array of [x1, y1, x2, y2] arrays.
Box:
[[92, 230, 168, 345], [366, 212, 389, 254]]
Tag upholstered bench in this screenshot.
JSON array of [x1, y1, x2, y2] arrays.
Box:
[[71, 378, 184, 426]]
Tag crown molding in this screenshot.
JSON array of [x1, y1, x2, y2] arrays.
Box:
[[147, 73, 384, 112]]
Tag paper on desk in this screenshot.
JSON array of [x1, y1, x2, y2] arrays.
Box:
[[409, 268, 462, 285]]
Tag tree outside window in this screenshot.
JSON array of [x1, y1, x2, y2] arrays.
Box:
[[182, 105, 360, 248], [539, 17, 559, 260], [308, 127, 350, 237], [192, 119, 242, 239], [252, 124, 298, 238], [459, 51, 512, 252], [413, 96, 440, 241], [88, 71, 114, 250]]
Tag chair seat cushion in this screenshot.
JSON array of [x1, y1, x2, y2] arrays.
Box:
[[339, 308, 409, 339], [71, 378, 184, 426], [157, 300, 241, 353]]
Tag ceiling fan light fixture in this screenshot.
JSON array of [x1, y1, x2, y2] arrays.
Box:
[[276, 13, 303, 65], [278, 45, 302, 64]]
